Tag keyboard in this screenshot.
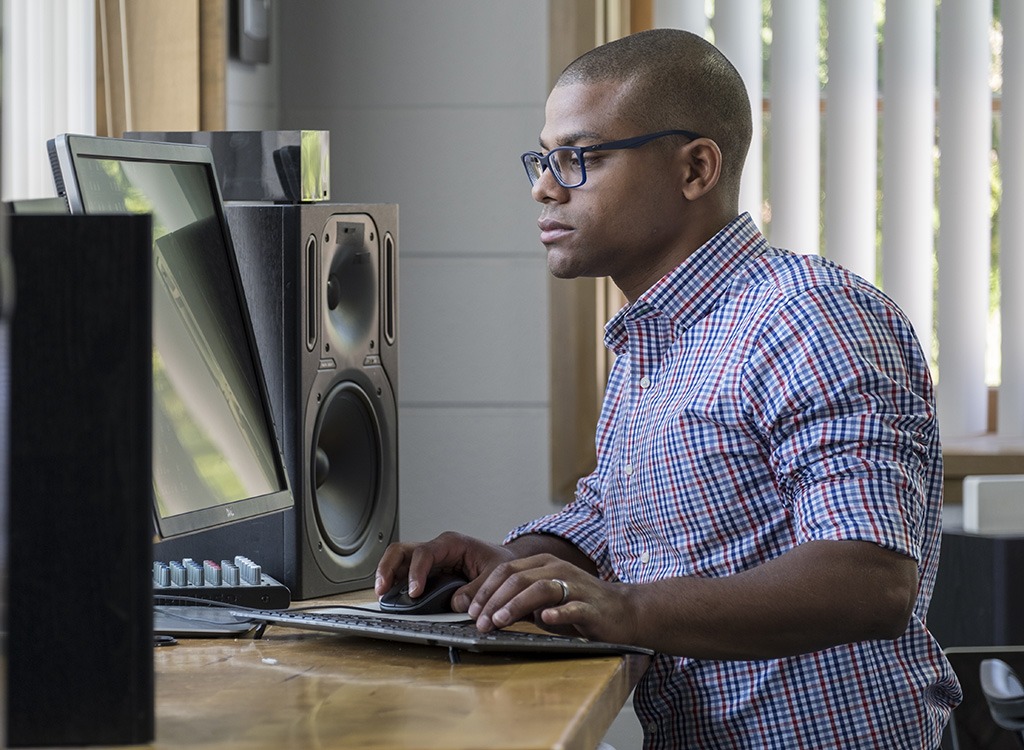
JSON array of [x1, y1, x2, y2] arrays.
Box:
[[153, 556, 291, 609], [234, 608, 655, 657]]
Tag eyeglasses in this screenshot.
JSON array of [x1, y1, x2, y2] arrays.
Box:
[[520, 129, 703, 189]]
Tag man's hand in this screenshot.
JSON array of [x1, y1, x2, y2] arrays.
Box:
[[466, 553, 640, 646], [374, 531, 516, 604], [380, 536, 641, 646], [375, 532, 608, 629]]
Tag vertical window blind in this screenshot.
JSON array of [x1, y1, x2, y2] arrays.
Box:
[[1, 0, 96, 202], [1003, 0, 1024, 438], [659, 0, 1019, 439]]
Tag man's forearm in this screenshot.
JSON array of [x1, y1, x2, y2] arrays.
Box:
[[623, 539, 918, 659]]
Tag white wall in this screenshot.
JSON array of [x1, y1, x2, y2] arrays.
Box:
[[225, 1, 279, 131], [264, 0, 556, 545]]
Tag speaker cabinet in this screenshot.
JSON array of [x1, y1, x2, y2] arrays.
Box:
[[929, 528, 1024, 648], [0, 200, 11, 747], [6, 212, 154, 745], [223, 203, 398, 599]]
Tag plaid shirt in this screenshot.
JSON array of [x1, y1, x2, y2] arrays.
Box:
[[508, 213, 962, 748]]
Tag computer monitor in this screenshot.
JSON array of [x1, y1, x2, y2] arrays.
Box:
[[47, 133, 293, 539]]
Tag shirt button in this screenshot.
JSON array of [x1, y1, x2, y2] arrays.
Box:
[[640, 551, 650, 564], [639, 376, 651, 388], [623, 462, 634, 476]]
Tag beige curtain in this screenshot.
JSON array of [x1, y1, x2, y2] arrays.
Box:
[[96, 0, 225, 137], [548, 0, 640, 502]]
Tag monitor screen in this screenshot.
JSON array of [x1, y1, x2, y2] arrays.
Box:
[[47, 133, 293, 539]]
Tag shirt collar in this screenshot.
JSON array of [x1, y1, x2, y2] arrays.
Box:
[[605, 212, 769, 353]]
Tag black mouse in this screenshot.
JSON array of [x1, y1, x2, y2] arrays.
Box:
[[379, 571, 469, 615]]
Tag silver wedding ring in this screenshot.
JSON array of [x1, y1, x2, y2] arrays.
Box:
[[552, 578, 570, 605]]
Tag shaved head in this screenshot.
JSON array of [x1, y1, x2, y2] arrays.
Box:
[[557, 29, 753, 202]]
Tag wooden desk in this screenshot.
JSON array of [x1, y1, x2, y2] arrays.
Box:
[[148, 597, 650, 750]]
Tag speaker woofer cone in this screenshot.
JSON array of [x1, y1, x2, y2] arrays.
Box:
[[310, 381, 381, 556]]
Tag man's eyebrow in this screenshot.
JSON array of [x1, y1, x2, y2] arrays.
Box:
[[538, 130, 604, 149]]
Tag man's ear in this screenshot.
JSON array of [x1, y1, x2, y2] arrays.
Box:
[[679, 139, 722, 200]]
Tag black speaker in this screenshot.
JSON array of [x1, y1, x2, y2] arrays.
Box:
[[6, 212, 154, 745], [929, 528, 1024, 648], [0, 196, 12, 747], [221, 202, 398, 599]]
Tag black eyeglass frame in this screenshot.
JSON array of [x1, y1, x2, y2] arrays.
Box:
[[520, 128, 704, 189]]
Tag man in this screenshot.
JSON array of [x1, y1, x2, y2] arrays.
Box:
[[377, 28, 962, 748]]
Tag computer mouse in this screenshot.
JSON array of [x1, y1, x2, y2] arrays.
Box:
[[379, 571, 469, 615]]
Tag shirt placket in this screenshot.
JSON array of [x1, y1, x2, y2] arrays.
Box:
[[615, 310, 670, 580]]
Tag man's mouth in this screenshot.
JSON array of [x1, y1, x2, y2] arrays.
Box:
[[538, 217, 573, 244]]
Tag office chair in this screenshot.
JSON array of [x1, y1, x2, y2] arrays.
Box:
[[980, 658, 1024, 747]]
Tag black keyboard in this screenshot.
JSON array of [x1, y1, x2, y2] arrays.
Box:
[[153, 556, 291, 609], [235, 608, 655, 657]]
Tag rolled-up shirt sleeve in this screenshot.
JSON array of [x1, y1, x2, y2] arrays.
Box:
[[741, 282, 935, 567]]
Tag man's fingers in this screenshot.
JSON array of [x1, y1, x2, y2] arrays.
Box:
[[406, 544, 443, 596], [377, 532, 494, 599], [470, 558, 580, 631], [374, 543, 413, 595]]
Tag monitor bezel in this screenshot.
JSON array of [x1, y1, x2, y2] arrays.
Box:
[[48, 132, 294, 539]]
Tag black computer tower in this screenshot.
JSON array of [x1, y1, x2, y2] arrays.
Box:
[[6, 212, 154, 746], [929, 527, 1024, 648]]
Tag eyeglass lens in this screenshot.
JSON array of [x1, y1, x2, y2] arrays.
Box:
[[548, 149, 583, 186], [524, 149, 584, 188]]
